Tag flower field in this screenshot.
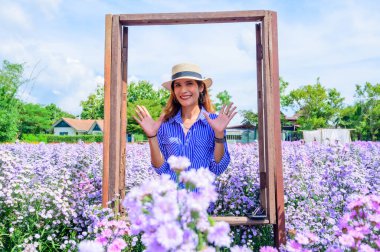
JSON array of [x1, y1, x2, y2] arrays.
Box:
[[0, 141, 379, 251]]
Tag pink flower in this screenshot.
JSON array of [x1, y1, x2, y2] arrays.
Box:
[[286, 240, 302, 252], [259, 246, 277, 252], [348, 198, 365, 210], [95, 236, 108, 246], [358, 244, 375, 252], [338, 234, 355, 248], [107, 238, 127, 252], [101, 229, 113, 238], [295, 233, 309, 245]]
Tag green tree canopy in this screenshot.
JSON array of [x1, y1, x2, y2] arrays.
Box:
[[18, 103, 75, 136], [214, 90, 232, 111], [0, 60, 25, 142], [19, 103, 51, 135], [240, 110, 258, 126], [80, 84, 104, 119], [281, 78, 344, 130], [338, 82, 380, 140], [80, 80, 170, 135]]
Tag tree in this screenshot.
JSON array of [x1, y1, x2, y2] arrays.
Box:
[[45, 103, 76, 123], [80, 80, 170, 134], [19, 103, 51, 135], [240, 110, 258, 126], [126, 81, 169, 135], [17, 103, 75, 136], [0, 60, 25, 142], [80, 84, 104, 119], [339, 82, 380, 140], [281, 78, 344, 130], [214, 90, 232, 111]]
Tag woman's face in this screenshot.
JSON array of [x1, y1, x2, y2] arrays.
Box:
[[173, 79, 204, 108]]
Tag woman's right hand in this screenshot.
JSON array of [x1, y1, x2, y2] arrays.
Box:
[[133, 105, 164, 137]]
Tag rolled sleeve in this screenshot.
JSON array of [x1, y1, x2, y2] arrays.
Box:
[[152, 161, 170, 175], [209, 141, 230, 176]]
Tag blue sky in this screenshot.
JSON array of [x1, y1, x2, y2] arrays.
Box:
[[1, 0, 379, 124]]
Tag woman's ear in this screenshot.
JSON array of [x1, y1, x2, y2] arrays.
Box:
[[198, 82, 205, 93]]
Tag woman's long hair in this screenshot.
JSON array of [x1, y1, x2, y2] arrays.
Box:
[[163, 80, 215, 122]]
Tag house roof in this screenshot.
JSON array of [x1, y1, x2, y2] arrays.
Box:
[[53, 118, 104, 132], [285, 113, 301, 121], [95, 120, 104, 131], [227, 123, 256, 130]]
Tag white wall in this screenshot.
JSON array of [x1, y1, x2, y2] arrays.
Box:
[[54, 127, 76, 136]]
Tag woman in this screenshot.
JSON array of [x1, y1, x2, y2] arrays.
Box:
[[133, 63, 237, 181]]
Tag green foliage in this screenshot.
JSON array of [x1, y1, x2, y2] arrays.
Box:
[[80, 84, 104, 119], [127, 99, 163, 135], [214, 90, 232, 111], [19, 103, 52, 135], [45, 103, 75, 123], [20, 134, 49, 143], [240, 110, 258, 126], [281, 78, 344, 130], [18, 103, 75, 138], [338, 82, 380, 140], [80, 80, 170, 135], [0, 60, 25, 142], [46, 135, 103, 143]]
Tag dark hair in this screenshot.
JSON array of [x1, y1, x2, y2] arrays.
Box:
[[163, 80, 215, 122]]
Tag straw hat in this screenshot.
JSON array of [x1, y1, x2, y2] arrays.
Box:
[[162, 63, 213, 90]]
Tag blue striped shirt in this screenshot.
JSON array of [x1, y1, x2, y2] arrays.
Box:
[[152, 107, 230, 181]]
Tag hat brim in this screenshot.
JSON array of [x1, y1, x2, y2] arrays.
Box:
[[162, 77, 212, 91]]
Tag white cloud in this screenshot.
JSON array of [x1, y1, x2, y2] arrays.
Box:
[[1, 0, 379, 120], [0, 1, 32, 30], [35, 0, 63, 19]]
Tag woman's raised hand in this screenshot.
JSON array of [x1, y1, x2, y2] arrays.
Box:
[[133, 105, 164, 138], [203, 102, 237, 137]]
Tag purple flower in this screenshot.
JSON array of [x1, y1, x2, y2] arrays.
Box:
[[207, 221, 231, 247], [156, 222, 184, 250], [152, 195, 179, 222]]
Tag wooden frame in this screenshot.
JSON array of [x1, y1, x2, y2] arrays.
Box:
[[102, 10, 286, 247]]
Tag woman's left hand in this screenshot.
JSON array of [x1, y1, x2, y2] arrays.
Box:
[[203, 102, 237, 138]]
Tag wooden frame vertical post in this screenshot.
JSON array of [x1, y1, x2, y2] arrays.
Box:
[[103, 14, 124, 206], [102, 14, 112, 207], [262, 11, 285, 245], [268, 12, 286, 246], [119, 26, 128, 206], [256, 23, 267, 212], [262, 12, 276, 224]]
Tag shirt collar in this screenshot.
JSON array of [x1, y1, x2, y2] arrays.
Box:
[[169, 107, 208, 125]]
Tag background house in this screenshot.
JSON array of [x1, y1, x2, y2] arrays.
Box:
[[226, 123, 257, 143], [52, 118, 104, 136]]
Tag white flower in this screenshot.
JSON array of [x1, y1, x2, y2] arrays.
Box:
[[167, 156, 191, 172], [78, 240, 104, 252]]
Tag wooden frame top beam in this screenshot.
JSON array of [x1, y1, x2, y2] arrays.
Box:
[[119, 10, 270, 26]]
